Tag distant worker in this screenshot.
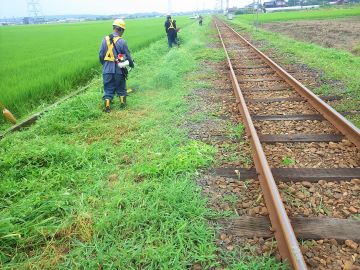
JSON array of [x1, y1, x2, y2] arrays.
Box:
[[173, 20, 180, 45], [199, 15, 203, 26], [99, 18, 134, 113], [164, 14, 178, 48]]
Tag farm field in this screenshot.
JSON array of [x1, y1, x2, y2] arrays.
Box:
[[230, 6, 360, 127], [0, 17, 190, 126], [235, 5, 360, 24], [262, 17, 360, 56]]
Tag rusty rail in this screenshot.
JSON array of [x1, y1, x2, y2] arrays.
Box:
[[214, 19, 307, 269], [220, 19, 360, 149]]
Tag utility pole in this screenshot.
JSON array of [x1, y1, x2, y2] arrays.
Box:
[[27, 0, 44, 24], [168, 0, 172, 14]]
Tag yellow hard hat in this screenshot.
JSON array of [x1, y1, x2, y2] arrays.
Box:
[[113, 18, 126, 30]]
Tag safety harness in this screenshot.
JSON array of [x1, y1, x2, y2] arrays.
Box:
[[104, 34, 121, 62], [168, 19, 175, 30], [104, 34, 129, 79]]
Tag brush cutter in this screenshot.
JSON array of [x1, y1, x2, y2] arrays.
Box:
[[0, 101, 17, 124]]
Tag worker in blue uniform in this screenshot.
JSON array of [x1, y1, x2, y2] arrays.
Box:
[[164, 15, 177, 48], [99, 19, 134, 112]]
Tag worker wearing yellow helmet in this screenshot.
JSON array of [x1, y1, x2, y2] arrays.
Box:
[[164, 14, 178, 48], [99, 18, 134, 112]]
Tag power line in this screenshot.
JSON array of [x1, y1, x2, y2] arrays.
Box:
[[27, 0, 44, 23]]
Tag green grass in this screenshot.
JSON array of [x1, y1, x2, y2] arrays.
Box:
[[0, 19, 284, 269], [0, 17, 190, 125], [0, 20, 215, 269], [282, 156, 295, 166], [235, 5, 360, 24]]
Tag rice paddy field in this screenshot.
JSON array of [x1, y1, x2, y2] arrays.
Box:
[[0, 17, 190, 125]]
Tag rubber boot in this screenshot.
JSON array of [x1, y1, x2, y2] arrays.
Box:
[[104, 99, 111, 113], [119, 96, 127, 109]]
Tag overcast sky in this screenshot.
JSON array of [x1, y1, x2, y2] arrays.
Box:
[[0, 0, 251, 18]]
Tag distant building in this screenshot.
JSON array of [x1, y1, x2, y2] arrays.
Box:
[[264, 0, 287, 7], [23, 17, 29, 24]]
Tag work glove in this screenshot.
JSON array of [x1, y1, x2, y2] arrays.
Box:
[[118, 60, 129, 69]]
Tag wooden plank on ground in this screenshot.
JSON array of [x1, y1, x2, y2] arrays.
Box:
[[259, 134, 343, 143], [220, 216, 360, 242], [214, 167, 360, 181]]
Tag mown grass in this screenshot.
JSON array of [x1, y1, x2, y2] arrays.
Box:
[[0, 18, 285, 269], [235, 5, 360, 24], [0, 17, 190, 125], [228, 15, 360, 127]]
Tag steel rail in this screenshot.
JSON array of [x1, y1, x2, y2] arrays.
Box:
[[214, 19, 308, 270], [218, 19, 360, 148]]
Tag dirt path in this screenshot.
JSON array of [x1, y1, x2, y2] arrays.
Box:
[[262, 17, 360, 55]]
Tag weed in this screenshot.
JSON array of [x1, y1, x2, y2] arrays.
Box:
[[315, 197, 331, 216], [229, 123, 245, 140], [223, 194, 238, 208], [282, 156, 295, 166], [218, 245, 289, 269]]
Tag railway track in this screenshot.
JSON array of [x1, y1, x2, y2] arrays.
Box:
[[214, 18, 360, 269]]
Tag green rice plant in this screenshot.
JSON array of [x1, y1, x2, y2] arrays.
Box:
[[0, 17, 191, 125]]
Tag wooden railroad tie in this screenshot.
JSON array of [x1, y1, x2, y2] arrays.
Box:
[[241, 86, 291, 92], [219, 216, 360, 243], [259, 133, 344, 143], [251, 111, 359, 121], [214, 167, 360, 182], [246, 95, 341, 103]]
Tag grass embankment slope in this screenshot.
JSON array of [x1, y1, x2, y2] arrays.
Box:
[[0, 17, 190, 125], [231, 7, 360, 126], [0, 20, 283, 269]]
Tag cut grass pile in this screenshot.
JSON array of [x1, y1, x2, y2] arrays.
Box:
[[0, 19, 284, 269], [0, 17, 190, 124], [228, 12, 360, 127], [236, 5, 360, 24]]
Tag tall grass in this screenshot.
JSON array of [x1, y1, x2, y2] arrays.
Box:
[[235, 5, 360, 24], [0, 17, 190, 123]]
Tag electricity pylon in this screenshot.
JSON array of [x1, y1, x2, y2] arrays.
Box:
[[168, 0, 172, 14], [27, 0, 44, 23]]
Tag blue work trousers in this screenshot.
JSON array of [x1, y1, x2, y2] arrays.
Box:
[[102, 73, 126, 100], [167, 31, 177, 48]]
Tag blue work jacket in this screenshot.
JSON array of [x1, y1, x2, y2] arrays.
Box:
[[99, 32, 133, 74]]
